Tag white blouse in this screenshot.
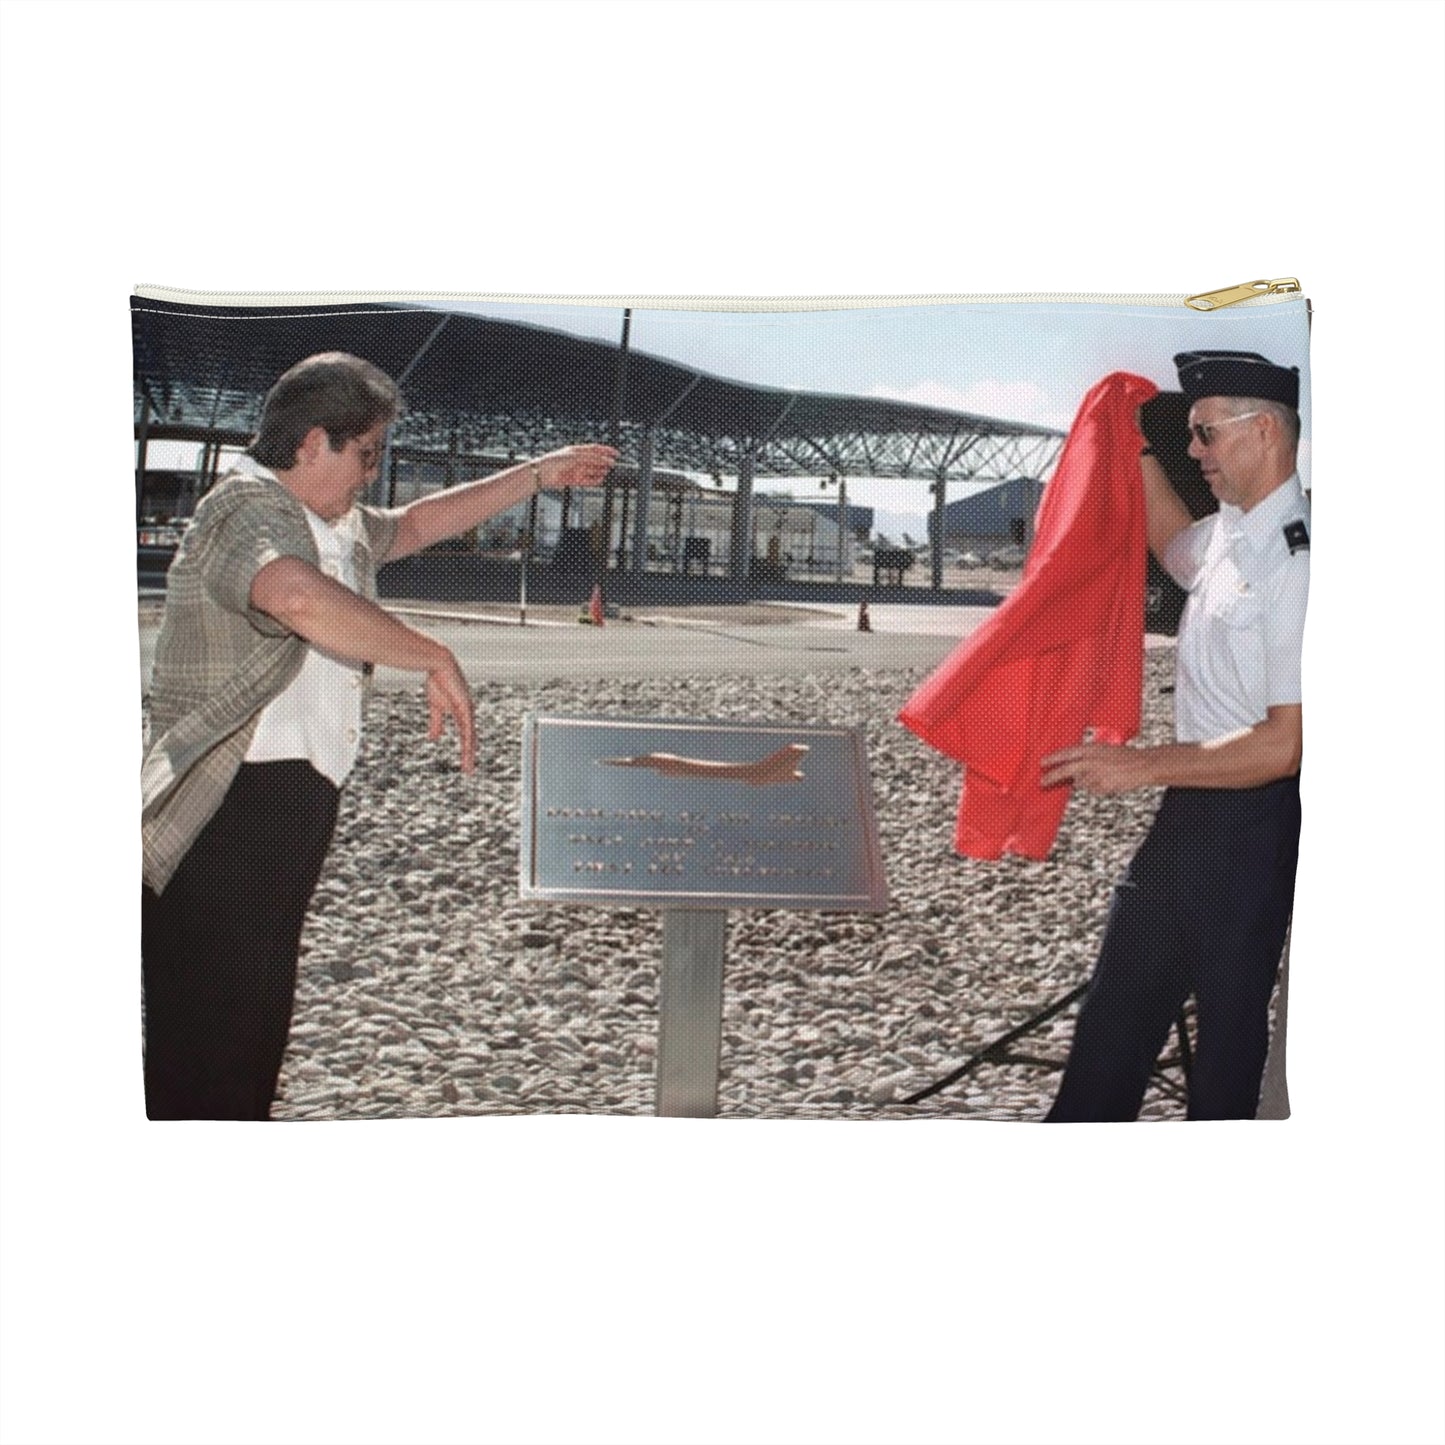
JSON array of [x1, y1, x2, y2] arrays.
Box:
[[244, 505, 367, 785]]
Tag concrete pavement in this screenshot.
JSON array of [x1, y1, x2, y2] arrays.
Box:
[[138, 598, 1174, 692]]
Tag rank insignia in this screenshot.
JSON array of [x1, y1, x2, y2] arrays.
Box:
[[1283, 520, 1310, 555]]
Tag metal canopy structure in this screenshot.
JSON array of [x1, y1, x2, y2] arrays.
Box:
[[132, 296, 1066, 585]]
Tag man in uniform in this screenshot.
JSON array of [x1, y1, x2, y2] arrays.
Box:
[[141, 352, 616, 1119], [1040, 350, 1309, 1121]]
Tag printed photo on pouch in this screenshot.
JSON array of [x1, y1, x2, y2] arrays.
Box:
[[133, 286, 1311, 1122]]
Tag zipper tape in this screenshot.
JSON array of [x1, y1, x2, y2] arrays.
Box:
[[133, 281, 1304, 313]]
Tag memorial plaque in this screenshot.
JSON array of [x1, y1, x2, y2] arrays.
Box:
[[521, 715, 889, 911]]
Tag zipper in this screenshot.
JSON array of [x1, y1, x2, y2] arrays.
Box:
[[133, 279, 1304, 313], [1184, 277, 1302, 312]]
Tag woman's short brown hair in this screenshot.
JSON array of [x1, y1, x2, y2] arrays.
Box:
[[250, 352, 402, 469]]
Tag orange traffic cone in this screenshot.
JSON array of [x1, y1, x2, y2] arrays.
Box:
[[589, 584, 605, 627], [857, 599, 871, 632]]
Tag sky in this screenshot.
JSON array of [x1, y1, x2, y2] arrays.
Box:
[[446, 295, 1314, 521], [146, 296, 1313, 537]]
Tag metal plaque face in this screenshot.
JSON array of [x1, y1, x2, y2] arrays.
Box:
[[521, 715, 889, 910]]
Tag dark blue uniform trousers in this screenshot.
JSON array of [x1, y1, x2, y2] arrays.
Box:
[[1047, 775, 1301, 1122]]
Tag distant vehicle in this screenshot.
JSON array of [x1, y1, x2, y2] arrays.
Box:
[[138, 520, 187, 548], [138, 519, 189, 587], [944, 549, 983, 567], [987, 544, 1027, 568], [872, 547, 916, 585]]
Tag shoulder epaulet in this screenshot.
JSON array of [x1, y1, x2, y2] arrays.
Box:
[[1283, 519, 1310, 555]]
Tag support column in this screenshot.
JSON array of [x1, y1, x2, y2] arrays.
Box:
[[728, 450, 754, 586], [600, 307, 632, 577], [190, 440, 209, 516], [629, 428, 654, 573], [616, 477, 631, 570], [931, 470, 947, 590], [135, 399, 150, 525]]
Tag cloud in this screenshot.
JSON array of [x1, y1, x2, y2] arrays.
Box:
[[867, 378, 1065, 427]]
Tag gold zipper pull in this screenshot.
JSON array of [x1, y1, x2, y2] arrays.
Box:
[[1185, 277, 1302, 312]]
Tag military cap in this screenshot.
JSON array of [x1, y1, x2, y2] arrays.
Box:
[[1174, 350, 1300, 408]]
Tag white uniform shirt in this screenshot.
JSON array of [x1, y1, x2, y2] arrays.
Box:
[[1161, 474, 1310, 745], [244, 501, 367, 785]]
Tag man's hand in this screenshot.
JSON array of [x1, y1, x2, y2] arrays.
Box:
[[1042, 706, 1301, 793], [534, 444, 618, 490], [424, 649, 476, 774], [1040, 741, 1149, 793]]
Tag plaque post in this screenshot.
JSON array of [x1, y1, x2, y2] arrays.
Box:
[[656, 909, 726, 1117]]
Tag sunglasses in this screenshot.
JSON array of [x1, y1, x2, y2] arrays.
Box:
[[1188, 411, 1262, 447]]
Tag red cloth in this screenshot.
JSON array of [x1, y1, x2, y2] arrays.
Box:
[[898, 371, 1157, 859]]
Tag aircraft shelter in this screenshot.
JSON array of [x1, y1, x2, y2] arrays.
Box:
[[132, 297, 1066, 599]]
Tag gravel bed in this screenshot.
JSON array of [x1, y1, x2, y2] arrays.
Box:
[[268, 652, 1200, 1123]]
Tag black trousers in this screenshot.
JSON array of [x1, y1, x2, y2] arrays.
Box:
[[1046, 776, 1301, 1123], [142, 760, 340, 1120]]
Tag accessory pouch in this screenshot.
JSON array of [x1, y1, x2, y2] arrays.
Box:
[[132, 283, 1311, 1122]]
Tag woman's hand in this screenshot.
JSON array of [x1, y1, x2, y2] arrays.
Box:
[[534, 444, 619, 490], [424, 647, 476, 773]]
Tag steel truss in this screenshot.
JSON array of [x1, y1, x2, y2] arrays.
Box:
[[134, 301, 1068, 588], [140, 386, 1061, 487]]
